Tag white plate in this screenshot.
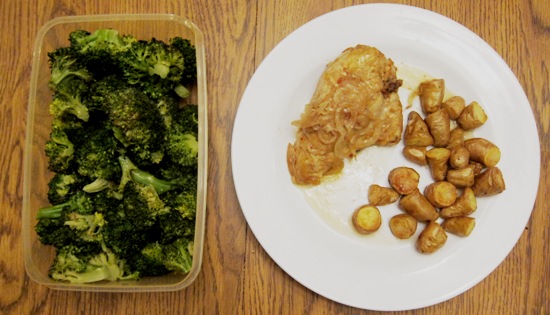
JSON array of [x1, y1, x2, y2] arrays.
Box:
[[231, 4, 540, 311]]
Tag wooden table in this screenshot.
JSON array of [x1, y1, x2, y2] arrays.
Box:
[[1, 0, 548, 314]]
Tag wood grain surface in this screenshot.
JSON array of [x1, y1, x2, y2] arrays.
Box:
[[1, 0, 548, 314]]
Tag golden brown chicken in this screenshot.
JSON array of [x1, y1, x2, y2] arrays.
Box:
[[287, 45, 402, 185]]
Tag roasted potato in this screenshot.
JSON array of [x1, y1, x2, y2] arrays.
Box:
[[442, 217, 476, 237], [426, 147, 451, 181], [419, 79, 445, 114], [472, 167, 506, 196], [446, 165, 475, 188], [458, 101, 488, 130], [440, 187, 477, 218], [469, 161, 484, 176], [389, 214, 417, 239], [399, 188, 439, 222], [449, 145, 470, 169], [404, 111, 434, 147], [442, 95, 466, 120], [416, 221, 448, 254], [425, 108, 451, 147], [447, 127, 465, 148], [352, 205, 382, 234], [368, 184, 400, 206], [402, 146, 428, 166], [388, 166, 420, 195], [424, 181, 458, 208], [463, 138, 501, 167]]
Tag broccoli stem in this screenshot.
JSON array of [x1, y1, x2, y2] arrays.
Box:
[[37, 202, 68, 219], [130, 169, 177, 194]]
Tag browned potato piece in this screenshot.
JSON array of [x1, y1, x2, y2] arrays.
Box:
[[352, 205, 382, 234], [388, 167, 420, 195], [449, 145, 470, 169], [458, 101, 488, 130], [442, 217, 476, 237], [446, 165, 475, 188], [419, 79, 445, 114], [425, 108, 451, 147], [416, 221, 448, 254], [404, 111, 434, 147], [463, 138, 501, 167], [402, 146, 428, 166], [440, 187, 477, 218], [426, 147, 451, 181], [399, 188, 439, 222], [442, 96, 466, 120], [389, 214, 417, 239], [469, 161, 484, 176], [368, 185, 400, 206], [472, 167, 506, 196], [447, 127, 465, 148], [424, 181, 458, 208]]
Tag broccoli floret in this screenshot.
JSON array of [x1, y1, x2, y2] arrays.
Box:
[[164, 189, 196, 219], [75, 127, 122, 181], [122, 181, 169, 224], [50, 242, 139, 283], [69, 29, 135, 55], [163, 238, 194, 273], [169, 37, 197, 85], [45, 128, 74, 173], [48, 47, 92, 90], [156, 210, 194, 244], [47, 173, 81, 204], [129, 242, 170, 277]]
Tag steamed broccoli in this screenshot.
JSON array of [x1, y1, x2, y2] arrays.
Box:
[[37, 28, 199, 283]]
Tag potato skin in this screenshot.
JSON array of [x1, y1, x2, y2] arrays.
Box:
[[447, 127, 465, 149], [463, 138, 501, 167], [388, 167, 420, 195], [416, 221, 448, 254], [442, 217, 476, 237], [425, 108, 451, 147], [472, 167, 506, 196], [402, 146, 428, 166], [424, 181, 458, 208], [446, 165, 475, 188], [399, 188, 439, 222], [442, 96, 466, 120], [404, 111, 434, 147], [449, 145, 470, 169], [440, 187, 477, 218], [389, 214, 417, 239], [352, 205, 382, 234], [419, 79, 445, 114], [426, 147, 451, 181], [458, 101, 488, 130], [368, 185, 400, 206]]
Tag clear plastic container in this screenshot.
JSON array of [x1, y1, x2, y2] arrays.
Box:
[[23, 14, 208, 291]]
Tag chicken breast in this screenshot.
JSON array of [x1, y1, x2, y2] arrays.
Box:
[[287, 45, 402, 185]]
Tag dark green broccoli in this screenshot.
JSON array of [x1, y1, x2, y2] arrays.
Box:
[[169, 37, 197, 85], [156, 210, 194, 244], [137, 238, 193, 275], [129, 242, 170, 277], [48, 47, 92, 90], [75, 127, 122, 181], [49, 243, 139, 283], [47, 173, 81, 204], [45, 128, 75, 173]]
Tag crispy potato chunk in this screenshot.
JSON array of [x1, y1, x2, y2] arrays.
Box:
[[368, 184, 400, 206], [424, 181, 458, 208], [388, 166, 420, 195], [446, 165, 475, 188], [440, 187, 477, 218], [449, 145, 470, 169], [399, 188, 439, 222], [404, 111, 434, 147], [425, 108, 451, 147], [389, 214, 417, 239], [426, 147, 451, 181], [458, 101, 488, 130], [472, 167, 506, 196], [402, 146, 428, 166], [442, 217, 476, 237], [463, 138, 501, 167], [416, 221, 447, 254], [442, 96, 466, 120], [419, 79, 445, 114], [447, 127, 465, 149], [352, 205, 382, 234]]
